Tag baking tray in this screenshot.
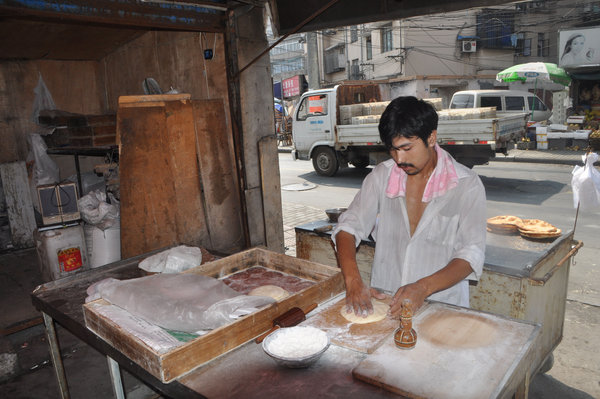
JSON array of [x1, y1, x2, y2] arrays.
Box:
[[83, 247, 344, 382]]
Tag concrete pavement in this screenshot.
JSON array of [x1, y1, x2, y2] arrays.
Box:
[[279, 144, 596, 166]]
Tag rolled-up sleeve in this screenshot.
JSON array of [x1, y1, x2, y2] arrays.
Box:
[[331, 164, 387, 249]]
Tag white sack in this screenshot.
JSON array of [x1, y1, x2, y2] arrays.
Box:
[[571, 152, 600, 212]]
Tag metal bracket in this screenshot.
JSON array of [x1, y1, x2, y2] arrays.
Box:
[[528, 240, 583, 286]]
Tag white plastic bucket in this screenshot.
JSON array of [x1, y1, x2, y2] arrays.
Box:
[[35, 224, 89, 282], [84, 221, 121, 268]]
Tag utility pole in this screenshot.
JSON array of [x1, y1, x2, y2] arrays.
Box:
[[306, 31, 320, 89]]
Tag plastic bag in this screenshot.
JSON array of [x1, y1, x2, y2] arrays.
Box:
[[138, 245, 202, 274], [77, 190, 120, 230], [27, 133, 59, 185], [571, 153, 600, 212], [31, 74, 56, 124], [86, 274, 274, 332]]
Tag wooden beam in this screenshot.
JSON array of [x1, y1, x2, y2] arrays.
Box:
[[271, 0, 518, 35], [0, 0, 226, 32]]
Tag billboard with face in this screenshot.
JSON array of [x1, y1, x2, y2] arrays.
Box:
[[559, 27, 600, 69]]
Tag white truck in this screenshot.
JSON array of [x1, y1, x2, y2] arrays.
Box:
[[291, 84, 529, 176]]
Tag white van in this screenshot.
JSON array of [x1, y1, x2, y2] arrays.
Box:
[[450, 90, 552, 122]]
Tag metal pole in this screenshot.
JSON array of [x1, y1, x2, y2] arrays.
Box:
[[42, 312, 71, 399]]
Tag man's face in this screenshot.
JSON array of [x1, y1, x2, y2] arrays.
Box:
[[388, 131, 437, 176]]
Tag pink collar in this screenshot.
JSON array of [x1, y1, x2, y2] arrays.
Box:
[[385, 144, 459, 202]]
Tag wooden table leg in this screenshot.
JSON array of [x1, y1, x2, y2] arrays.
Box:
[[42, 312, 70, 399]]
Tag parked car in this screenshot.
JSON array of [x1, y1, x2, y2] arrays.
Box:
[[450, 89, 552, 122]]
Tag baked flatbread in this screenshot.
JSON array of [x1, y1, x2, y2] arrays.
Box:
[[487, 215, 523, 234], [518, 219, 561, 240]]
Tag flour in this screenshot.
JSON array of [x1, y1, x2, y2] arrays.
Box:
[[266, 326, 328, 358]]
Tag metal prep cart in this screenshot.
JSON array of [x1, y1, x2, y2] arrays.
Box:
[[294, 220, 582, 375]]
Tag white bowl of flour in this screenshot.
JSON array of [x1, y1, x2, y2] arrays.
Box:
[[262, 326, 330, 368]]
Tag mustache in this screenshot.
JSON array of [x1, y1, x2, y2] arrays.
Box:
[[396, 163, 415, 168]]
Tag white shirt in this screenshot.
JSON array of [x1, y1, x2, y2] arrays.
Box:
[[331, 156, 486, 307]]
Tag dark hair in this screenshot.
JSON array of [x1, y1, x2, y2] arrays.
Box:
[[562, 34, 584, 60], [378, 96, 438, 148]]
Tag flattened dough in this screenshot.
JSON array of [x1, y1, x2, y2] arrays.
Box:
[[248, 285, 290, 301], [340, 300, 388, 324]]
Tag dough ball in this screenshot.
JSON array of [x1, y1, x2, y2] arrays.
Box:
[[248, 285, 290, 301], [340, 299, 388, 324]]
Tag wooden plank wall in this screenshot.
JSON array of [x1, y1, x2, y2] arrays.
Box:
[[0, 60, 104, 163], [102, 31, 229, 113]]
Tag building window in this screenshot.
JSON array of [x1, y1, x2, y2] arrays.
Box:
[[324, 45, 346, 74], [350, 59, 361, 80], [366, 35, 372, 60], [523, 38, 531, 56], [381, 24, 393, 53], [476, 10, 515, 49], [537, 33, 549, 57], [350, 26, 358, 43]]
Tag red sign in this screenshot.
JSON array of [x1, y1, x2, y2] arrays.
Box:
[[282, 76, 301, 98], [58, 247, 83, 272]]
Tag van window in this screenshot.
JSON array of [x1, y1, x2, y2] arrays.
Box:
[[296, 94, 328, 121], [528, 96, 548, 111], [480, 96, 502, 110], [505, 96, 526, 111], [450, 94, 474, 108]]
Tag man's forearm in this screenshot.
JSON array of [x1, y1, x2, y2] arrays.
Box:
[[335, 230, 362, 285], [417, 258, 473, 297]]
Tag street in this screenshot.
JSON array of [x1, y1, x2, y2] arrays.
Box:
[[280, 153, 600, 398]]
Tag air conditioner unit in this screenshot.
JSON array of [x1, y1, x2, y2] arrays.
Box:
[[462, 40, 477, 53]]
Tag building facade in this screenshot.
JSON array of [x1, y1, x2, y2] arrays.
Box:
[[269, 0, 596, 114]]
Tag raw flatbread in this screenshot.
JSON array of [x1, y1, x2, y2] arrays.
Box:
[[340, 299, 388, 324], [247, 285, 290, 301]]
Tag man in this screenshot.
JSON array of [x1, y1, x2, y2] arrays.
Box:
[[331, 96, 486, 318]]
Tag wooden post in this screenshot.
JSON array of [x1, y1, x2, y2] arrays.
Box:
[[0, 161, 36, 248]]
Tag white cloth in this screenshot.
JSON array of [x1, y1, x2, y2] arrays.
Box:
[[331, 154, 486, 307]]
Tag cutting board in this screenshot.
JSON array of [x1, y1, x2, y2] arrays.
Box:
[[301, 297, 398, 353], [352, 302, 540, 399]]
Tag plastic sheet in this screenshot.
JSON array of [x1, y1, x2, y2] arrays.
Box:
[[138, 245, 202, 274], [86, 274, 275, 332]]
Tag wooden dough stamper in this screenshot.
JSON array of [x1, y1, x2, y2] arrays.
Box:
[[394, 299, 417, 350]]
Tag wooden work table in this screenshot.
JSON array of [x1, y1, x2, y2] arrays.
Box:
[[33, 248, 542, 399]]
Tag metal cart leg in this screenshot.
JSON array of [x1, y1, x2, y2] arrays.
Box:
[[42, 312, 70, 399], [107, 356, 125, 399]]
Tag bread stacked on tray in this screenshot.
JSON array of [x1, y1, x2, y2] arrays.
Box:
[[487, 216, 561, 240], [517, 219, 562, 240], [486, 215, 523, 235]]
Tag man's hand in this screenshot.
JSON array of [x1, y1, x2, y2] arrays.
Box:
[[388, 281, 428, 318], [344, 278, 387, 317]]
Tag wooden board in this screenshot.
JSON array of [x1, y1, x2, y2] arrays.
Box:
[[302, 297, 397, 354], [192, 99, 245, 254], [117, 95, 210, 258], [352, 302, 540, 399], [258, 135, 284, 252], [83, 247, 345, 383]]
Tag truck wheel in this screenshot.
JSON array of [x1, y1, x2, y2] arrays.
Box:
[[350, 158, 369, 169], [312, 147, 339, 176]]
